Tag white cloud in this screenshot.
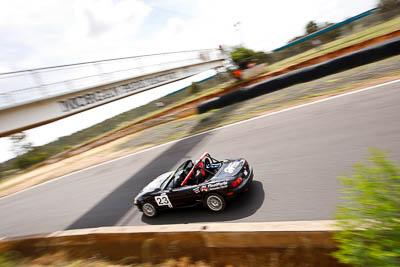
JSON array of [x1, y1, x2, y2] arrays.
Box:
[[0, 0, 152, 70]]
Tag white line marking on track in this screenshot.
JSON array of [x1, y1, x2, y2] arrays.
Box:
[[1, 78, 399, 201]]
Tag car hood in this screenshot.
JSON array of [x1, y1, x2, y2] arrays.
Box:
[[140, 171, 173, 193], [211, 159, 245, 180]]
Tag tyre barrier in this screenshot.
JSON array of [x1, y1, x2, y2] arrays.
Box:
[[197, 37, 400, 113]]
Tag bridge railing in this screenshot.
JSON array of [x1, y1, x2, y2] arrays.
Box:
[[0, 49, 223, 110]]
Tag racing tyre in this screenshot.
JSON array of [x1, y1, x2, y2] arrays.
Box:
[[142, 202, 158, 217], [205, 193, 226, 212]]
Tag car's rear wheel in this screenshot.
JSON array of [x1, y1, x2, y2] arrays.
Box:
[[205, 193, 226, 212], [142, 202, 158, 217]]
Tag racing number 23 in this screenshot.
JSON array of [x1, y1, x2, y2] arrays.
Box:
[[155, 195, 172, 208]]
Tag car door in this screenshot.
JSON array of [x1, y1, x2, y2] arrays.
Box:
[[168, 185, 200, 208]]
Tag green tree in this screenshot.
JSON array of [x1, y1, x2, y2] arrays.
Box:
[[6, 132, 51, 170], [9, 132, 32, 157], [306, 21, 318, 34], [378, 0, 400, 12], [333, 149, 400, 267], [188, 82, 200, 94], [377, 0, 400, 19], [14, 150, 48, 169], [231, 46, 270, 69], [320, 22, 341, 41], [253, 51, 271, 64], [231, 46, 256, 68]]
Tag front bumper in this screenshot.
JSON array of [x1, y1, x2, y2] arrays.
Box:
[[134, 196, 143, 211]]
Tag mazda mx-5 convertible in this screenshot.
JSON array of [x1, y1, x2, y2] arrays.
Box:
[[134, 152, 253, 217]]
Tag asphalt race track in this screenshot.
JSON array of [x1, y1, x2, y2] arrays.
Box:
[[1, 80, 400, 238]]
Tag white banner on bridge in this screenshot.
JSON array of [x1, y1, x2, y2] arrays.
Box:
[[0, 60, 224, 136]]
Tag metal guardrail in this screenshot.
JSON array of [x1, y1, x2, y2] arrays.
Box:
[[0, 49, 224, 110], [272, 8, 377, 52]]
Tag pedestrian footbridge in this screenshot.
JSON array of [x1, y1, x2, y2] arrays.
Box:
[[0, 49, 225, 137]]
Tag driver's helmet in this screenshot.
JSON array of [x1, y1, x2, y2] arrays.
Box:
[[204, 157, 211, 169]]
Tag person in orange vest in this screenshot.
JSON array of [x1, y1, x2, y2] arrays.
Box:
[[233, 69, 242, 79]]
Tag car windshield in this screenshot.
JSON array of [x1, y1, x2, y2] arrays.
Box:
[[180, 153, 223, 186], [162, 160, 193, 189], [160, 172, 174, 189]]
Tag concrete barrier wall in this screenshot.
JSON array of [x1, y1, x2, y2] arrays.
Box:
[[197, 36, 400, 113], [0, 221, 345, 266]]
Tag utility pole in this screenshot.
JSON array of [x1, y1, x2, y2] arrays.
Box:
[[233, 21, 243, 46]]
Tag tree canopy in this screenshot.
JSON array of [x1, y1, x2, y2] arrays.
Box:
[[378, 0, 400, 12], [306, 21, 319, 34], [230, 47, 270, 69]]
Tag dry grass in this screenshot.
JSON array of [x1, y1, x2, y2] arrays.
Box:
[[0, 252, 213, 267]]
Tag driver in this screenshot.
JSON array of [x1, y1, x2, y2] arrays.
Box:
[[194, 161, 207, 184]]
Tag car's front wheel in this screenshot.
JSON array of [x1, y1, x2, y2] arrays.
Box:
[[142, 202, 158, 217], [205, 193, 226, 212]]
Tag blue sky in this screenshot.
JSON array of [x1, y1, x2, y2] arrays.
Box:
[[0, 0, 378, 162]]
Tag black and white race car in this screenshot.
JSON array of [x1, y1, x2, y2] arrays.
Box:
[[134, 152, 253, 217]]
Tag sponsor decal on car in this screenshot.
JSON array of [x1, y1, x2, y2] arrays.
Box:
[[224, 160, 242, 173], [200, 185, 208, 192], [194, 182, 228, 193], [155, 193, 173, 208], [208, 181, 228, 190]]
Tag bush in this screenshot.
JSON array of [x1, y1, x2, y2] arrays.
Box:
[[0, 252, 20, 267], [231, 46, 271, 69], [189, 82, 200, 94], [378, 0, 400, 13], [14, 151, 49, 169], [333, 149, 400, 267]]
